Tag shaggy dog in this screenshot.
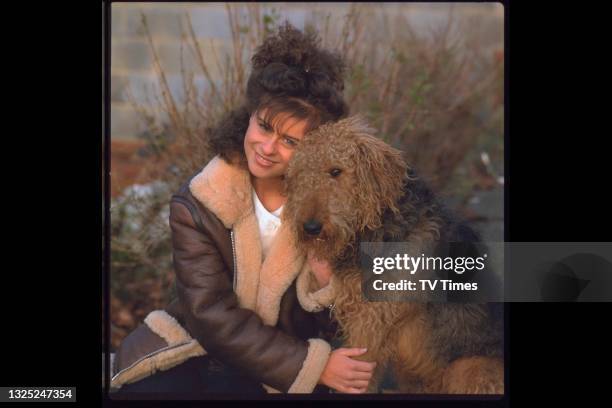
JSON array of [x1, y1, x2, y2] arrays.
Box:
[[283, 115, 504, 394]]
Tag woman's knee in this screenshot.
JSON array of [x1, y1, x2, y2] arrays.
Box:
[[115, 356, 206, 394]]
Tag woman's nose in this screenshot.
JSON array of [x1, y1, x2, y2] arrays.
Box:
[[261, 137, 277, 155]]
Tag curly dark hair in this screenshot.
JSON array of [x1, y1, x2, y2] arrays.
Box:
[[208, 21, 349, 165]]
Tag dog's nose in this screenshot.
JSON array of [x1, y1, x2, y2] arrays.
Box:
[[303, 219, 322, 236]]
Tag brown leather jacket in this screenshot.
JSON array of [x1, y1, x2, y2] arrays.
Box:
[[111, 157, 337, 393]]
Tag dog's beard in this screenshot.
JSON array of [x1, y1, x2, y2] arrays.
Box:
[[296, 230, 335, 260], [295, 220, 357, 262]]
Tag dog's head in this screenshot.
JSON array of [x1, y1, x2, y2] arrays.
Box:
[[283, 115, 408, 260]]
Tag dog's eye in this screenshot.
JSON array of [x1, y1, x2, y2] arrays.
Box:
[[329, 168, 342, 177]]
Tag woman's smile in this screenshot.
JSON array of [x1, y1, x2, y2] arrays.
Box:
[[255, 152, 277, 167]]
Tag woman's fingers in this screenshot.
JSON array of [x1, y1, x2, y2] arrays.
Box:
[[338, 347, 368, 357], [342, 386, 368, 394], [348, 380, 370, 389], [339, 377, 370, 390], [333, 371, 372, 393], [351, 359, 377, 372], [323, 348, 377, 394], [347, 371, 373, 381], [337, 348, 377, 372]]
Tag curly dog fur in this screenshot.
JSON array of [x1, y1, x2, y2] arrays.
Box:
[[283, 115, 504, 394]]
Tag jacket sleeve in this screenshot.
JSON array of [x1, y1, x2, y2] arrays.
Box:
[[169, 200, 330, 393], [295, 263, 337, 313]]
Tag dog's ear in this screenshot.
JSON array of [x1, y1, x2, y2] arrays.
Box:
[[343, 115, 408, 231]]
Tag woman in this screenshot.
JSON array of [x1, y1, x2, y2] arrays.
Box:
[[111, 22, 376, 395]]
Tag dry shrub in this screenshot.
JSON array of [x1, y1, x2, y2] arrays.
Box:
[[313, 4, 503, 192]]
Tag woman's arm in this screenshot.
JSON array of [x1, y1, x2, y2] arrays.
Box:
[[169, 199, 330, 393], [295, 253, 378, 393], [308, 251, 334, 288], [295, 259, 336, 313]]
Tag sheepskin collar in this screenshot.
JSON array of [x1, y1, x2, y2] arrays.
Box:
[[188, 156, 252, 228], [188, 155, 306, 326]]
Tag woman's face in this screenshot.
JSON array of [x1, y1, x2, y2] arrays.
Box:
[[244, 109, 309, 180]]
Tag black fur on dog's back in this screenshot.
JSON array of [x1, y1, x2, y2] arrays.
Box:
[[353, 168, 504, 364]]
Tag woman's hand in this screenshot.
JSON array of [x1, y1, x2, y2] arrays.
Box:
[[318, 348, 377, 393], [307, 250, 333, 289]]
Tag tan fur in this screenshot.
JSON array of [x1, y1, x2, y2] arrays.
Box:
[[144, 310, 201, 346], [286, 115, 503, 394], [288, 339, 332, 393], [284, 116, 411, 261], [232, 214, 262, 311], [442, 356, 504, 394]]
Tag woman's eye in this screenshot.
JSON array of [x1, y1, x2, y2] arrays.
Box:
[[283, 137, 297, 147], [259, 121, 272, 132], [329, 168, 342, 177]]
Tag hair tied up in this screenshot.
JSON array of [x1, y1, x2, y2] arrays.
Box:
[[260, 62, 307, 95]]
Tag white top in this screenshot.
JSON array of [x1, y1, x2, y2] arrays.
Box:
[[252, 189, 283, 259]]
